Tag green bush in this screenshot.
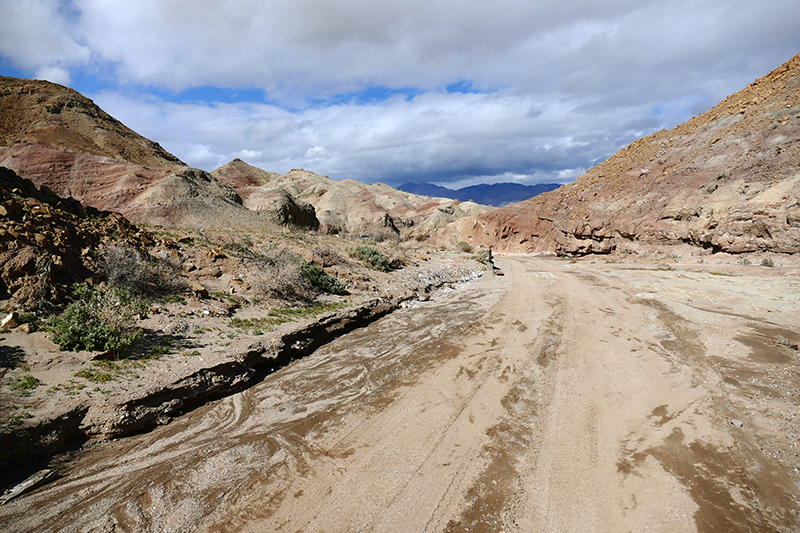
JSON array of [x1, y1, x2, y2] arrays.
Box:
[[352, 245, 390, 272], [44, 283, 144, 356], [17, 312, 39, 325], [301, 263, 347, 295], [456, 241, 472, 253], [761, 257, 775, 267]]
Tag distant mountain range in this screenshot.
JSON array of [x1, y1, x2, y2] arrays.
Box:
[[397, 182, 561, 207]]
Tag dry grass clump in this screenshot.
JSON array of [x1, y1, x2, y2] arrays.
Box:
[[252, 248, 316, 303], [252, 247, 349, 301], [364, 230, 401, 243], [99, 244, 186, 298], [312, 245, 345, 267], [387, 248, 408, 270]]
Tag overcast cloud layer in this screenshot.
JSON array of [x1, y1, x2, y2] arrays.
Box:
[[1, 1, 799, 187]]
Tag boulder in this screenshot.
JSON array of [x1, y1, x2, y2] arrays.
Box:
[[1, 311, 20, 329], [188, 282, 209, 299]]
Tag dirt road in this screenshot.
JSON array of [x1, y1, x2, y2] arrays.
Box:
[[3, 256, 800, 532]]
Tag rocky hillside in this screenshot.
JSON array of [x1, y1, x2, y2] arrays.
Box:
[[212, 161, 492, 237], [443, 53, 800, 255], [0, 77, 182, 169], [0, 77, 272, 230], [0, 77, 489, 235], [0, 166, 152, 308]]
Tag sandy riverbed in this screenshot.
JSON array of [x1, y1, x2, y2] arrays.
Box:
[[2, 255, 799, 532]]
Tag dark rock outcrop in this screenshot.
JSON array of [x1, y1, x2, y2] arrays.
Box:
[[248, 188, 320, 229], [0, 166, 151, 308]]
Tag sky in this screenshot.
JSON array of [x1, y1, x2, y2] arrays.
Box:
[[1, 1, 799, 189]]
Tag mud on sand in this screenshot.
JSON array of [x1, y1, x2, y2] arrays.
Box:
[[2, 254, 800, 532]]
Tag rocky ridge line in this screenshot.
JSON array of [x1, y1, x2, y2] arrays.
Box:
[[212, 160, 493, 238]]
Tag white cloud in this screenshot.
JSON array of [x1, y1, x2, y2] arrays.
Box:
[[236, 149, 263, 160], [92, 87, 661, 186], [7, 0, 793, 100], [305, 146, 332, 161], [0, 1, 89, 74], [35, 65, 73, 86], [2, 1, 800, 186]]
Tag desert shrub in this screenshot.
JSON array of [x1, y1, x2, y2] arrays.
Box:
[[99, 244, 186, 298], [387, 251, 407, 270], [9, 374, 42, 394], [74, 366, 115, 383], [301, 263, 347, 295], [367, 230, 401, 243], [737, 257, 752, 266], [312, 245, 344, 267], [456, 241, 472, 253], [253, 248, 316, 302], [352, 245, 391, 272], [44, 283, 145, 355], [221, 234, 265, 260], [760, 257, 775, 267], [253, 248, 348, 301], [17, 312, 39, 326], [471, 249, 494, 265]]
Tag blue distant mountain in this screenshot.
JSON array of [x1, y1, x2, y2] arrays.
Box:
[[397, 182, 561, 207]]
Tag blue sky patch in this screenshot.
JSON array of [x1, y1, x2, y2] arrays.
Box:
[[446, 80, 478, 94]]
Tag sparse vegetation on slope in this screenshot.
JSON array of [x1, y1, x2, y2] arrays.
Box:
[[100, 244, 186, 298], [352, 245, 391, 272], [301, 263, 348, 295]]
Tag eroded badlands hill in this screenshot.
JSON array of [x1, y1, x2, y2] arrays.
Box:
[[0, 77, 182, 168], [213, 160, 492, 237], [444, 53, 800, 255]]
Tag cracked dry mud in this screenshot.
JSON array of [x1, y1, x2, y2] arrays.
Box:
[[2, 256, 800, 532]]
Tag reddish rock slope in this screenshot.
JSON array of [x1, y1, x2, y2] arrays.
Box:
[[0, 77, 270, 229], [0, 77, 182, 168], [444, 53, 800, 255]]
